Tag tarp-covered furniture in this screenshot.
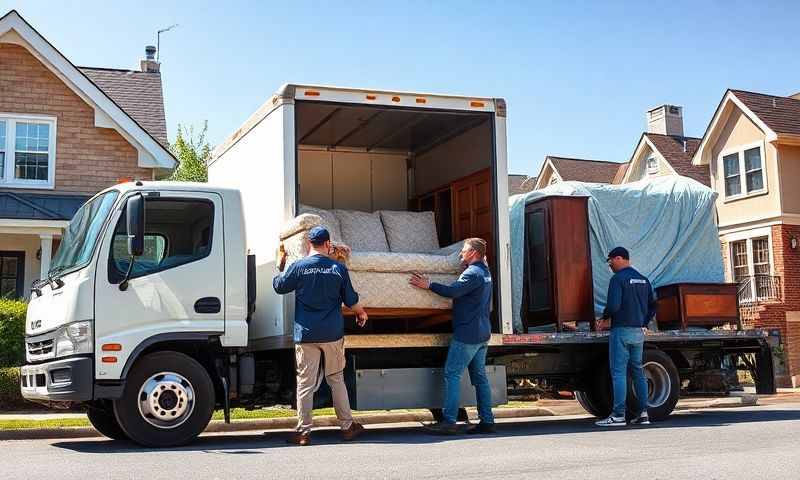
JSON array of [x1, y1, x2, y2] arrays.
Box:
[[509, 177, 725, 333]]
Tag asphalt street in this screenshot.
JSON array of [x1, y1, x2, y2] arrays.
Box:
[[3, 403, 800, 480]]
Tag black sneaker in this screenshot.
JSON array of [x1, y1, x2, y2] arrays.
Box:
[[423, 421, 460, 435], [629, 412, 650, 425], [595, 415, 627, 427], [466, 422, 496, 434]]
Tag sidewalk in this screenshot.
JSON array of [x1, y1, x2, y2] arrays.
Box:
[[2, 391, 788, 441]]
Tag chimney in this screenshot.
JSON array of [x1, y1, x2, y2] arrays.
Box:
[[140, 45, 160, 73], [647, 104, 683, 137]]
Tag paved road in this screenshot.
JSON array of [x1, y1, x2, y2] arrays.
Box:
[[3, 403, 800, 480]]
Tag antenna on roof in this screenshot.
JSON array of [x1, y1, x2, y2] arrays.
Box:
[[156, 24, 179, 62]]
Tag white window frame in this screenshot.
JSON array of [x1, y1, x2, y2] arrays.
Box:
[[0, 113, 57, 189], [719, 140, 767, 202], [646, 154, 659, 174], [724, 227, 774, 300]]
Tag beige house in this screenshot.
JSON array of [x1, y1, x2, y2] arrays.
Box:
[[692, 89, 800, 387], [620, 105, 709, 186], [533, 156, 625, 189], [0, 11, 175, 297]]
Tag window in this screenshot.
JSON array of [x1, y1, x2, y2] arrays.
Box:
[[109, 198, 214, 282], [0, 115, 56, 188], [646, 155, 659, 174], [730, 235, 773, 300], [720, 143, 765, 200], [731, 240, 748, 283], [0, 252, 24, 299]]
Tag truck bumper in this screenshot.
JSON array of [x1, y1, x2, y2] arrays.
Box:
[[20, 356, 93, 403]]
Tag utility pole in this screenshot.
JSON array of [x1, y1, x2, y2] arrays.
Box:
[[156, 24, 179, 62]]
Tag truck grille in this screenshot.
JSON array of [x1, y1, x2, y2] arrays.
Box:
[[27, 338, 55, 360]]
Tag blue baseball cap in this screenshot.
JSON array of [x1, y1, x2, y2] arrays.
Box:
[[308, 226, 330, 244], [607, 246, 630, 260]]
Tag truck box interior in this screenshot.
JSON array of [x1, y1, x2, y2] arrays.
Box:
[[293, 100, 498, 334]]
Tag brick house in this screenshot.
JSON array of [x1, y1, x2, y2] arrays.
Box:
[[691, 89, 800, 387], [0, 10, 175, 297], [533, 156, 625, 189]]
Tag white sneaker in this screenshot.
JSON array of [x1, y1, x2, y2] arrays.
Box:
[[630, 412, 650, 425], [595, 415, 627, 427]]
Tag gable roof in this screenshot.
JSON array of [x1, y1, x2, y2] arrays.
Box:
[[79, 67, 168, 146], [611, 163, 629, 184], [729, 89, 800, 136], [508, 174, 536, 196], [546, 156, 623, 184], [644, 133, 709, 185], [0, 10, 175, 168]]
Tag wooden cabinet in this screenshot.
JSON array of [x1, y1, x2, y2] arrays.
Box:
[[452, 169, 494, 265], [656, 283, 740, 330], [522, 196, 594, 331], [415, 187, 454, 247]]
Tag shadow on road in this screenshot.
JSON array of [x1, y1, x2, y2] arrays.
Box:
[[52, 407, 800, 454]]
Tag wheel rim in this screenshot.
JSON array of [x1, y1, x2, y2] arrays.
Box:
[[137, 372, 195, 429], [643, 361, 671, 408]]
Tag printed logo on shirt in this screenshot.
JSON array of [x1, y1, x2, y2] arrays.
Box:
[[629, 279, 647, 285], [301, 266, 342, 278]]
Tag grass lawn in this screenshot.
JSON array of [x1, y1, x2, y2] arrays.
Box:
[[0, 402, 539, 431]]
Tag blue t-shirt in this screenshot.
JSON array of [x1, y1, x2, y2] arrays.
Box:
[[273, 254, 359, 343], [602, 266, 657, 329], [430, 261, 492, 344]]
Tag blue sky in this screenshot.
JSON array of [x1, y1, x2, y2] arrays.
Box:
[[6, 1, 800, 176]]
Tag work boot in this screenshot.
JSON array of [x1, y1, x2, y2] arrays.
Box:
[[424, 421, 460, 436], [341, 422, 365, 441], [286, 431, 311, 446], [466, 422, 496, 435]]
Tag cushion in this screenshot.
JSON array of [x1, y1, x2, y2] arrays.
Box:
[[334, 209, 390, 252], [379, 210, 439, 253], [349, 271, 456, 309], [279, 213, 321, 241], [348, 251, 463, 274], [299, 204, 342, 242]]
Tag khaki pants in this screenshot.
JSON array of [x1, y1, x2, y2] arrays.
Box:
[[295, 338, 354, 433]]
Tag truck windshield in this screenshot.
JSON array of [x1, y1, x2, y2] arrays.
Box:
[[49, 190, 120, 276]]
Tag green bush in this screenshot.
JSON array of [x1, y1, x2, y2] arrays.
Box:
[[0, 299, 26, 367], [0, 366, 24, 410]]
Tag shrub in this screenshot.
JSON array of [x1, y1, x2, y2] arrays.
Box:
[[0, 299, 27, 367], [0, 366, 24, 409]]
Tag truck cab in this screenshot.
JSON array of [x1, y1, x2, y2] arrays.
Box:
[[21, 182, 250, 446]]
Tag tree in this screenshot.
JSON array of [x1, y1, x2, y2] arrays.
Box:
[[168, 122, 211, 182]]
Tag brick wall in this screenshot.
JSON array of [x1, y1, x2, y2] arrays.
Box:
[[0, 44, 152, 195]]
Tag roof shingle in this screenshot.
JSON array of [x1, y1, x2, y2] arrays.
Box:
[[547, 156, 624, 184], [645, 133, 710, 186], [730, 90, 800, 136], [79, 67, 168, 146], [508, 174, 536, 195]]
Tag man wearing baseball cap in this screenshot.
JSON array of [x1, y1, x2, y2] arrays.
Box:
[[273, 226, 369, 445], [595, 246, 657, 427]]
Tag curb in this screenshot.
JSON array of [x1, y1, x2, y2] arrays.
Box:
[[0, 397, 757, 442]]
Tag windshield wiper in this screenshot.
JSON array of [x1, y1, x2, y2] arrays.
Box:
[[47, 266, 68, 290]]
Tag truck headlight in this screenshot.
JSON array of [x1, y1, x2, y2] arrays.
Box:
[[54, 321, 93, 358]]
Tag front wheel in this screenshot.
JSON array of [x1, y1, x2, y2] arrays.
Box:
[[113, 351, 215, 447], [87, 402, 128, 440]]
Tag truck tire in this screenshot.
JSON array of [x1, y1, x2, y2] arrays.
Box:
[[574, 390, 609, 418], [87, 403, 128, 440], [113, 351, 215, 447], [637, 349, 680, 421]]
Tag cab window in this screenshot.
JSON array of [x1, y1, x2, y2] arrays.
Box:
[[109, 198, 214, 282]]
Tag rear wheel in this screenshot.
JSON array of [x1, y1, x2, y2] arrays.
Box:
[[113, 351, 215, 447], [86, 402, 128, 440]]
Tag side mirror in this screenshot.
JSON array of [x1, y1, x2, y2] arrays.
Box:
[[126, 194, 145, 257]]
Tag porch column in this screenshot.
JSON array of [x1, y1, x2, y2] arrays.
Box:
[[39, 234, 53, 279]]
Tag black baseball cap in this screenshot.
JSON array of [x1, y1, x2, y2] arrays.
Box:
[[308, 226, 330, 245], [607, 246, 630, 260]]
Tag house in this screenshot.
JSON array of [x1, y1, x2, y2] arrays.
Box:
[[508, 174, 536, 196], [0, 10, 175, 297], [533, 156, 625, 189], [691, 88, 800, 387], [619, 105, 710, 186]]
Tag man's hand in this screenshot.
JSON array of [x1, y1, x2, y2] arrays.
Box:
[[352, 304, 368, 327], [277, 243, 288, 272], [409, 272, 431, 290], [595, 319, 610, 331]]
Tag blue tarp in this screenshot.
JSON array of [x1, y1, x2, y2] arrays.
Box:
[[509, 177, 724, 332]]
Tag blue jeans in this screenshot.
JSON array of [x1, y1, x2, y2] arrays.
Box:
[[443, 339, 495, 424], [609, 327, 649, 418]]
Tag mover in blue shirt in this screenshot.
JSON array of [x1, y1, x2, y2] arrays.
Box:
[[409, 238, 495, 435], [595, 246, 657, 427], [273, 226, 368, 445]]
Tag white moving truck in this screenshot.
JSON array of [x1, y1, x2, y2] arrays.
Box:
[[20, 85, 775, 447]]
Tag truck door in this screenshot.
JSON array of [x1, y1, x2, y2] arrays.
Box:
[[93, 191, 226, 380]]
